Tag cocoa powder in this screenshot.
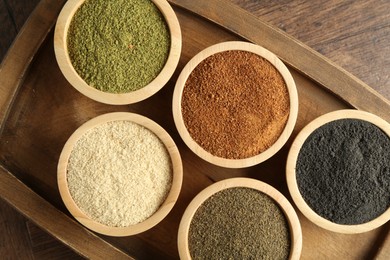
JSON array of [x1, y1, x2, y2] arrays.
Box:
[[181, 50, 290, 159]]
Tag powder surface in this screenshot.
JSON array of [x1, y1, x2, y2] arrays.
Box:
[[67, 121, 172, 227], [181, 50, 290, 159], [67, 0, 170, 93], [189, 187, 291, 259], [296, 119, 390, 224]]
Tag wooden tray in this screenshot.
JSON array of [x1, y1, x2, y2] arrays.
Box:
[[1, 0, 389, 259]]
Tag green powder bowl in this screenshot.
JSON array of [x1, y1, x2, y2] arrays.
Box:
[[286, 109, 390, 234], [54, 0, 181, 105], [178, 178, 302, 260]]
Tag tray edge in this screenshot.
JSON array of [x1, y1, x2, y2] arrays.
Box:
[[0, 0, 389, 258]]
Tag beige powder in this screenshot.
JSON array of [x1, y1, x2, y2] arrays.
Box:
[[67, 120, 172, 227]]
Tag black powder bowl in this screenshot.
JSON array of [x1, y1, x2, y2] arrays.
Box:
[[286, 109, 390, 234]]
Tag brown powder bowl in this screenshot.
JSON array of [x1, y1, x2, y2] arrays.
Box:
[[286, 109, 390, 234], [54, 0, 181, 105], [172, 41, 298, 168], [178, 178, 302, 259], [57, 112, 183, 236]]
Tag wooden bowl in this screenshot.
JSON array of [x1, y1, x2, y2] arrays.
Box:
[[54, 0, 181, 105], [172, 41, 298, 168], [286, 109, 390, 234], [57, 112, 182, 236], [178, 177, 302, 260]]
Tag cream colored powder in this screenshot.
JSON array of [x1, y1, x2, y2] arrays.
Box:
[[67, 120, 172, 227]]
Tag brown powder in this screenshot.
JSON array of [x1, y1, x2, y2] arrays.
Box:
[[181, 50, 290, 159]]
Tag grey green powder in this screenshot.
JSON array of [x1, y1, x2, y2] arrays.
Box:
[[67, 0, 170, 93], [189, 187, 291, 260]]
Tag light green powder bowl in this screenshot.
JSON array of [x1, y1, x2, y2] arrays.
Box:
[[67, 0, 170, 93]]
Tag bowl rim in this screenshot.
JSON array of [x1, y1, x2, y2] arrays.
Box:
[[172, 41, 298, 168], [54, 0, 182, 105], [177, 177, 302, 260], [286, 109, 390, 234], [57, 112, 183, 236]]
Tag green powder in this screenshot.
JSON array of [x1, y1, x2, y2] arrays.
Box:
[[67, 0, 170, 93], [189, 187, 291, 260]]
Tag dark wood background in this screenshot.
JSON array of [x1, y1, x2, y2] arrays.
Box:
[[1, 0, 389, 258]]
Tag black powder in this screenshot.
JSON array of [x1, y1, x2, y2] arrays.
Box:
[[188, 187, 290, 260], [296, 118, 390, 225]]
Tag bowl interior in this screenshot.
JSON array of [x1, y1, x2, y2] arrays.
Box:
[[286, 109, 390, 234], [57, 112, 182, 236], [178, 177, 302, 260], [54, 0, 181, 105], [172, 41, 298, 168]]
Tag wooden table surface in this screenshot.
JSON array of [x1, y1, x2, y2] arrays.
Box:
[[1, 0, 389, 258]]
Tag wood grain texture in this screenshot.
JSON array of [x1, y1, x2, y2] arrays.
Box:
[[0, 0, 40, 60], [0, 0, 75, 259], [3, 0, 40, 29], [0, 0, 66, 130], [376, 223, 390, 259], [26, 221, 84, 259], [230, 0, 390, 100], [0, 198, 34, 259], [0, 1, 17, 60], [0, 0, 389, 259]]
